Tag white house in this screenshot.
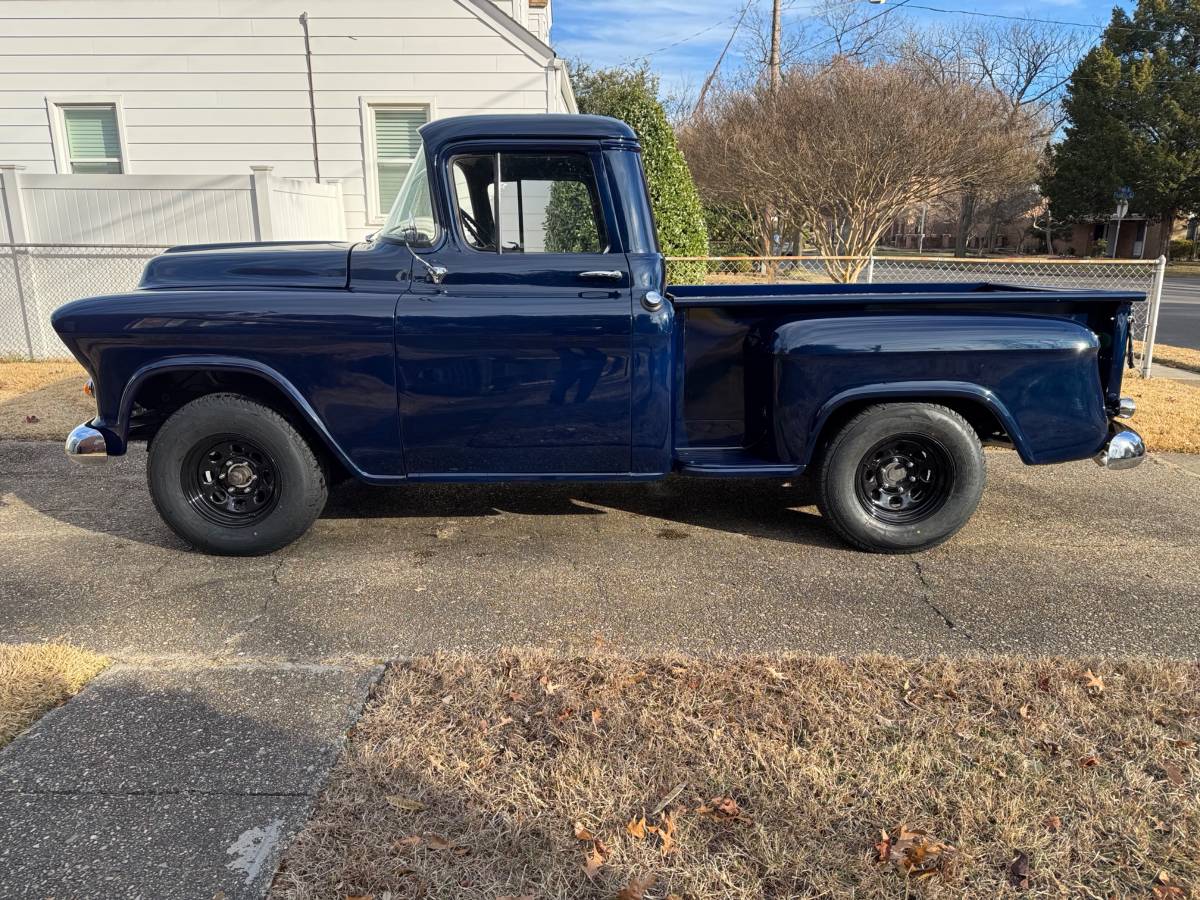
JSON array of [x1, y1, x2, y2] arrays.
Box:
[[0, 0, 575, 242]]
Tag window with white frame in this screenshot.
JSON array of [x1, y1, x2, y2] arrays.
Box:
[[57, 104, 124, 174], [369, 104, 430, 220]]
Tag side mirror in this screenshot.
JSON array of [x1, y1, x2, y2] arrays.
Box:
[[399, 226, 433, 248]]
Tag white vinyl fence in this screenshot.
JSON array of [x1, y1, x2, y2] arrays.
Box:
[[0, 163, 345, 358], [667, 254, 1167, 378]]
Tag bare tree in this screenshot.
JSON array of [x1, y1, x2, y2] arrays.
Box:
[[891, 18, 1085, 255], [681, 60, 1040, 282]]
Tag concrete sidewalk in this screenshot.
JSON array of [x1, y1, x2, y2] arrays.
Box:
[[0, 659, 380, 899]]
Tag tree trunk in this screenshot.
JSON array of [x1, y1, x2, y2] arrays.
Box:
[[1159, 210, 1176, 259], [955, 193, 977, 258]]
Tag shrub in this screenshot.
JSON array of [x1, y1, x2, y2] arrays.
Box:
[[1169, 238, 1196, 260], [568, 63, 709, 283]]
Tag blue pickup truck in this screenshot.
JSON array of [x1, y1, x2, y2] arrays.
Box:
[[53, 114, 1145, 556]]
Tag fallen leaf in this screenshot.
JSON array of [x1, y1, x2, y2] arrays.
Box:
[[23, 414, 38, 424], [879, 824, 955, 879], [874, 829, 893, 862], [1042, 814, 1062, 833], [1081, 669, 1105, 695], [616, 875, 656, 900], [394, 835, 423, 848], [509, 691, 523, 702], [1164, 763, 1185, 786], [1079, 755, 1100, 769], [1018, 704, 1031, 720], [649, 811, 677, 857], [556, 707, 575, 723], [696, 795, 748, 823], [1037, 739, 1061, 756], [1036, 674, 1052, 692], [1153, 871, 1187, 898], [626, 815, 647, 840], [591, 707, 603, 726], [386, 796, 427, 812], [583, 845, 606, 880], [427, 835, 455, 851], [1008, 850, 1031, 890], [573, 821, 595, 842], [538, 674, 559, 695]]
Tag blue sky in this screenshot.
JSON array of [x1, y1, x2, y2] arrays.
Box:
[[551, 0, 1136, 96]]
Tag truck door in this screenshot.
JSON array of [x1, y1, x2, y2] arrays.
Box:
[[398, 146, 633, 476]]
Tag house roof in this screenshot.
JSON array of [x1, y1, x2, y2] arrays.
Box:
[[420, 114, 638, 148], [457, 0, 555, 65]]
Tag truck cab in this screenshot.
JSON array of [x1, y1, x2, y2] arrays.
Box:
[[53, 114, 1145, 557]]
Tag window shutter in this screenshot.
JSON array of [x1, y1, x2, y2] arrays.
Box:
[[374, 107, 426, 161], [64, 107, 121, 160]]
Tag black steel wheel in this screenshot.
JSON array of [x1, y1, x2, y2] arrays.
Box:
[[182, 436, 281, 527], [148, 393, 328, 556], [815, 403, 985, 553], [853, 434, 954, 525]]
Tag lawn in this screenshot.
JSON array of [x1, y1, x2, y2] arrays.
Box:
[[0, 359, 94, 441], [0, 643, 108, 748], [273, 652, 1199, 899]]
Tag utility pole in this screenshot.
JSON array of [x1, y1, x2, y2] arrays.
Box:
[[765, 0, 781, 265], [769, 0, 782, 91]]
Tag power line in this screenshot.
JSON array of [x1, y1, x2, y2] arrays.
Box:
[[899, 3, 1176, 37], [786, 0, 914, 61]]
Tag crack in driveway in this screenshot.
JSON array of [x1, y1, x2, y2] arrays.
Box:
[[911, 559, 985, 650]]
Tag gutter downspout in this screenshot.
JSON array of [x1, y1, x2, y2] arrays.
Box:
[[299, 12, 321, 182]]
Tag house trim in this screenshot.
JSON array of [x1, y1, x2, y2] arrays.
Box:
[[456, 0, 555, 65], [44, 94, 132, 175], [360, 95, 438, 225]]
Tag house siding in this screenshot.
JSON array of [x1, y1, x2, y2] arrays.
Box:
[[0, 0, 559, 239]]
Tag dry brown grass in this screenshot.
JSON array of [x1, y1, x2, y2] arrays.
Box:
[[1150, 342, 1200, 376], [1123, 372, 1200, 453], [0, 359, 92, 440], [0, 643, 108, 748], [274, 653, 1200, 900]]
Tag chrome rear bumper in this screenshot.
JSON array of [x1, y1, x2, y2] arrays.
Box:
[[1093, 423, 1145, 470], [64, 422, 108, 464]]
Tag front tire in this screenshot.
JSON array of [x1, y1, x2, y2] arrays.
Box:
[[148, 393, 328, 556], [815, 403, 985, 553]]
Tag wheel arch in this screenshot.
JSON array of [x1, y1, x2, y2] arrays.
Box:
[[119, 356, 360, 479], [804, 382, 1032, 467]]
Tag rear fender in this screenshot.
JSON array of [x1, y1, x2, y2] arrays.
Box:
[[771, 314, 1109, 466]]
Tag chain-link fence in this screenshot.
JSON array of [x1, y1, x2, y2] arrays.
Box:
[[1, 244, 1166, 378], [1, 243, 168, 359], [667, 254, 1166, 377]]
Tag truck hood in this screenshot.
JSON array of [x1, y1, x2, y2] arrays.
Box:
[[139, 240, 354, 291]]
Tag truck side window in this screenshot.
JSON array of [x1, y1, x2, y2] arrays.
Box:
[[500, 154, 607, 254], [450, 152, 607, 254], [450, 154, 498, 252]]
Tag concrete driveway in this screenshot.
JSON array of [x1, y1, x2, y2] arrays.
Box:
[[2, 440, 1198, 658]]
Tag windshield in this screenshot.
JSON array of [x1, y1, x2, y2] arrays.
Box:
[[381, 144, 438, 243]]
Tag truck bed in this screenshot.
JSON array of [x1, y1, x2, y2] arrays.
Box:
[[667, 280, 1144, 474]]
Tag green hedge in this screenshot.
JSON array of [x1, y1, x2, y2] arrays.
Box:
[[568, 64, 709, 283]]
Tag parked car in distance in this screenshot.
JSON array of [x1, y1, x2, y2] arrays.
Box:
[[53, 114, 1145, 556]]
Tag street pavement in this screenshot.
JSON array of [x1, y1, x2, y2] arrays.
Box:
[[1159, 276, 1200, 350], [2, 439, 1198, 659]]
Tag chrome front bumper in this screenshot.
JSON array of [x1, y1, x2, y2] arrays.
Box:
[[1094, 422, 1145, 470], [64, 422, 108, 464]]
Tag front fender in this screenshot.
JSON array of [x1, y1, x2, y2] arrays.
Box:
[[771, 314, 1108, 466]]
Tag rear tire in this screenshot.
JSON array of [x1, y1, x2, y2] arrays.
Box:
[[815, 403, 985, 553], [147, 393, 328, 556]]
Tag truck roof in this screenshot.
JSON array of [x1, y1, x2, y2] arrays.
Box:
[[419, 114, 638, 149]]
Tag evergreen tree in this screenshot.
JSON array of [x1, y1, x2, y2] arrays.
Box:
[[560, 63, 709, 281], [1044, 0, 1200, 255]]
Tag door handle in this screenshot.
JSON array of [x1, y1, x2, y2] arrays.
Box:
[[579, 270, 624, 281]]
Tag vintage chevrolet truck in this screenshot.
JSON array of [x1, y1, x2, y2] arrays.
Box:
[[52, 114, 1145, 556]]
